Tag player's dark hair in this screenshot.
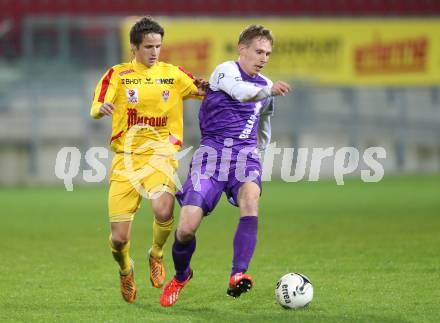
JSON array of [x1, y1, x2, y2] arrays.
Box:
[[130, 16, 164, 48], [238, 24, 273, 46]]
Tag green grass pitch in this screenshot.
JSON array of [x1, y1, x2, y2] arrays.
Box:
[[1, 176, 439, 322]]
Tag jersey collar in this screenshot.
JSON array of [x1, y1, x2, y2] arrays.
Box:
[[132, 59, 155, 74]]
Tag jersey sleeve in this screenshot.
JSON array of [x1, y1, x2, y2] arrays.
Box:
[[209, 61, 272, 102], [257, 96, 275, 151], [176, 66, 198, 98], [90, 67, 118, 119]]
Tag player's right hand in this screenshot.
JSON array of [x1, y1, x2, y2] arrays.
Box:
[[194, 77, 209, 96], [99, 102, 115, 116], [271, 81, 292, 97]]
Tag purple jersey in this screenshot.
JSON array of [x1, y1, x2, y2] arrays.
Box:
[[198, 61, 272, 150], [177, 61, 274, 215]]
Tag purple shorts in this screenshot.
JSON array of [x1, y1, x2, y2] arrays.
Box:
[[176, 145, 262, 215]]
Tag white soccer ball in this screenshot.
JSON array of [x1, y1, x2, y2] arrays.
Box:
[[275, 273, 313, 309]]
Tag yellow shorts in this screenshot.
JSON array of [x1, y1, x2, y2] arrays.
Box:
[[108, 153, 177, 222]]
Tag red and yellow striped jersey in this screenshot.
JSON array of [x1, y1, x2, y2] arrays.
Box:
[[91, 59, 198, 155]]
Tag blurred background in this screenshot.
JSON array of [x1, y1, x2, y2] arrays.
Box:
[[1, 0, 440, 186], [2, 3, 439, 321]]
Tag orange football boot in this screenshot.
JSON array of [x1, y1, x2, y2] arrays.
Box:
[[160, 270, 193, 307], [119, 260, 136, 303], [149, 252, 165, 288]]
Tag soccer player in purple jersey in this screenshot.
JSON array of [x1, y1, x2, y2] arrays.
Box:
[[160, 24, 291, 306]]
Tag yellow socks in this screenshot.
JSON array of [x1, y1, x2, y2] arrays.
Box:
[[109, 217, 173, 274], [109, 235, 132, 275], [150, 217, 174, 258]]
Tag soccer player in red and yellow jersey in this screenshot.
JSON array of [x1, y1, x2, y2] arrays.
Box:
[[90, 16, 206, 303]]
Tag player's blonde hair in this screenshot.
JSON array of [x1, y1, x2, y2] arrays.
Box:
[[238, 25, 273, 46]]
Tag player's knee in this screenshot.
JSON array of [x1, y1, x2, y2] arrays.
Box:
[[152, 195, 174, 222], [176, 226, 196, 242], [153, 207, 173, 223], [111, 235, 129, 250]]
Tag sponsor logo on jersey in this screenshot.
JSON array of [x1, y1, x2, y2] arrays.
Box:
[[122, 78, 142, 85], [121, 78, 153, 85], [162, 90, 170, 102], [126, 89, 138, 103], [155, 78, 174, 84], [127, 108, 168, 129], [119, 69, 134, 76], [217, 73, 225, 84], [239, 102, 262, 140]]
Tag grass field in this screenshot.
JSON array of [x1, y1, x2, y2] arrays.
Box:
[[1, 175, 439, 322]]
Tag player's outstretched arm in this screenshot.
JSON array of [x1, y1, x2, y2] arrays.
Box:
[[183, 78, 208, 100], [212, 63, 292, 102], [249, 81, 292, 102]]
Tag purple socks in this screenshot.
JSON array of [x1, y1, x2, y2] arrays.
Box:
[[172, 234, 196, 282], [231, 216, 258, 276], [172, 216, 258, 281]]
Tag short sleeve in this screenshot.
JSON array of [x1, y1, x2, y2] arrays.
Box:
[[177, 66, 198, 98], [90, 67, 118, 118]]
